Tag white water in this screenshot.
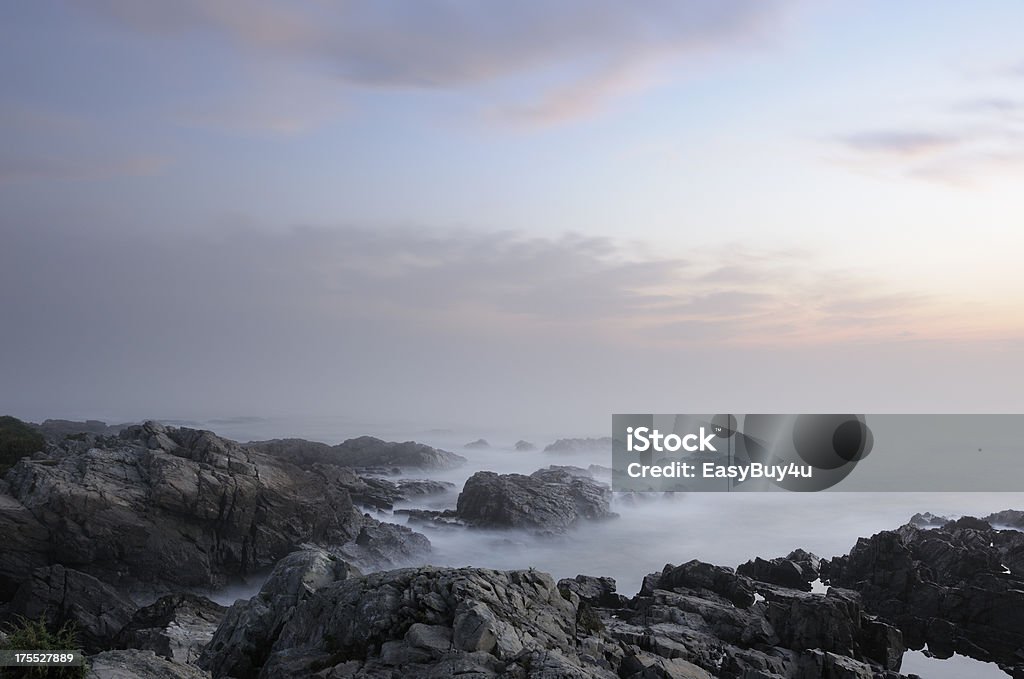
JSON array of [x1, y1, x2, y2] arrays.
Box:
[[200, 419, 1023, 674], [901, 650, 1010, 678]]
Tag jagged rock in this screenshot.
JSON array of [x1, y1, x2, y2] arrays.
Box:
[[826, 517, 1024, 674], [216, 566, 581, 677], [87, 649, 210, 679], [116, 593, 226, 664], [544, 437, 613, 453], [331, 436, 466, 470], [985, 509, 1024, 529], [336, 521, 431, 571], [558, 575, 627, 609], [908, 512, 950, 528], [514, 440, 536, 452], [656, 560, 756, 608], [737, 551, 819, 591], [200, 549, 360, 678], [396, 478, 454, 497], [247, 436, 465, 471], [7, 565, 136, 653], [0, 487, 50, 599], [464, 438, 490, 450], [0, 422, 428, 594], [454, 467, 616, 532]]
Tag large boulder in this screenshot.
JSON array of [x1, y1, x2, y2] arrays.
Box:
[[454, 467, 616, 532], [200, 549, 359, 679]]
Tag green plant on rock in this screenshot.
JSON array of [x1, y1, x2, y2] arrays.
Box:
[[0, 616, 86, 678]]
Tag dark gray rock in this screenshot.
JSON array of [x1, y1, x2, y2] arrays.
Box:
[[247, 436, 465, 471], [200, 548, 360, 678], [331, 436, 466, 470], [8, 564, 137, 653], [454, 467, 616, 532], [87, 649, 210, 679], [826, 517, 1024, 675], [737, 551, 820, 591], [514, 440, 536, 451], [0, 422, 428, 594], [34, 419, 126, 440], [543, 437, 613, 454], [116, 593, 226, 664]]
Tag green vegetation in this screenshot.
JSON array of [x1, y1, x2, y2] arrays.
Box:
[[0, 617, 86, 678], [0, 416, 44, 474]]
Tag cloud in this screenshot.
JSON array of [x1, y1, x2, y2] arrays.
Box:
[[2, 219, 1020, 427], [0, 154, 169, 182], [84, 0, 788, 126], [839, 131, 960, 157]]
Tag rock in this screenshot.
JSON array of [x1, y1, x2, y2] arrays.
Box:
[[908, 512, 950, 528], [395, 479, 454, 497], [514, 440, 536, 452], [0, 487, 50, 599], [464, 439, 490, 450], [558, 575, 627, 609], [826, 518, 1024, 674], [454, 468, 616, 532], [543, 437, 613, 454], [7, 565, 137, 653], [200, 549, 359, 678], [87, 649, 210, 679], [116, 593, 226, 664], [34, 419, 126, 441], [737, 554, 815, 591], [228, 566, 581, 677], [0, 422, 428, 593], [331, 436, 466, 470], [336, 521, 431, 571], [984, 509, 1024, 529], [656, 560, 756, 608], [248, 436, 466, 471]]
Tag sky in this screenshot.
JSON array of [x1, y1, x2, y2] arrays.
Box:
[[2, 1, 1024, 434]]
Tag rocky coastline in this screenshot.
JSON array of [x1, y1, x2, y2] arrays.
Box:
[[0, 418, 1021, 678]]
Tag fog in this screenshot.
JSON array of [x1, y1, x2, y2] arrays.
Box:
[[202, 419, 1024, 599]]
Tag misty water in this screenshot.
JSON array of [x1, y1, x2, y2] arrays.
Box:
[[202, 417, 1018, 677]]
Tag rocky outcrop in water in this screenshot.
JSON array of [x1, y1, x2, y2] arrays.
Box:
[[0, 422, 429, 597], [454, 467, 616, 533], [515, 440, 536, 451], [246, 435, 466, 472], [544, 437, 613, 454], [824, 516, 1024, 676]]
